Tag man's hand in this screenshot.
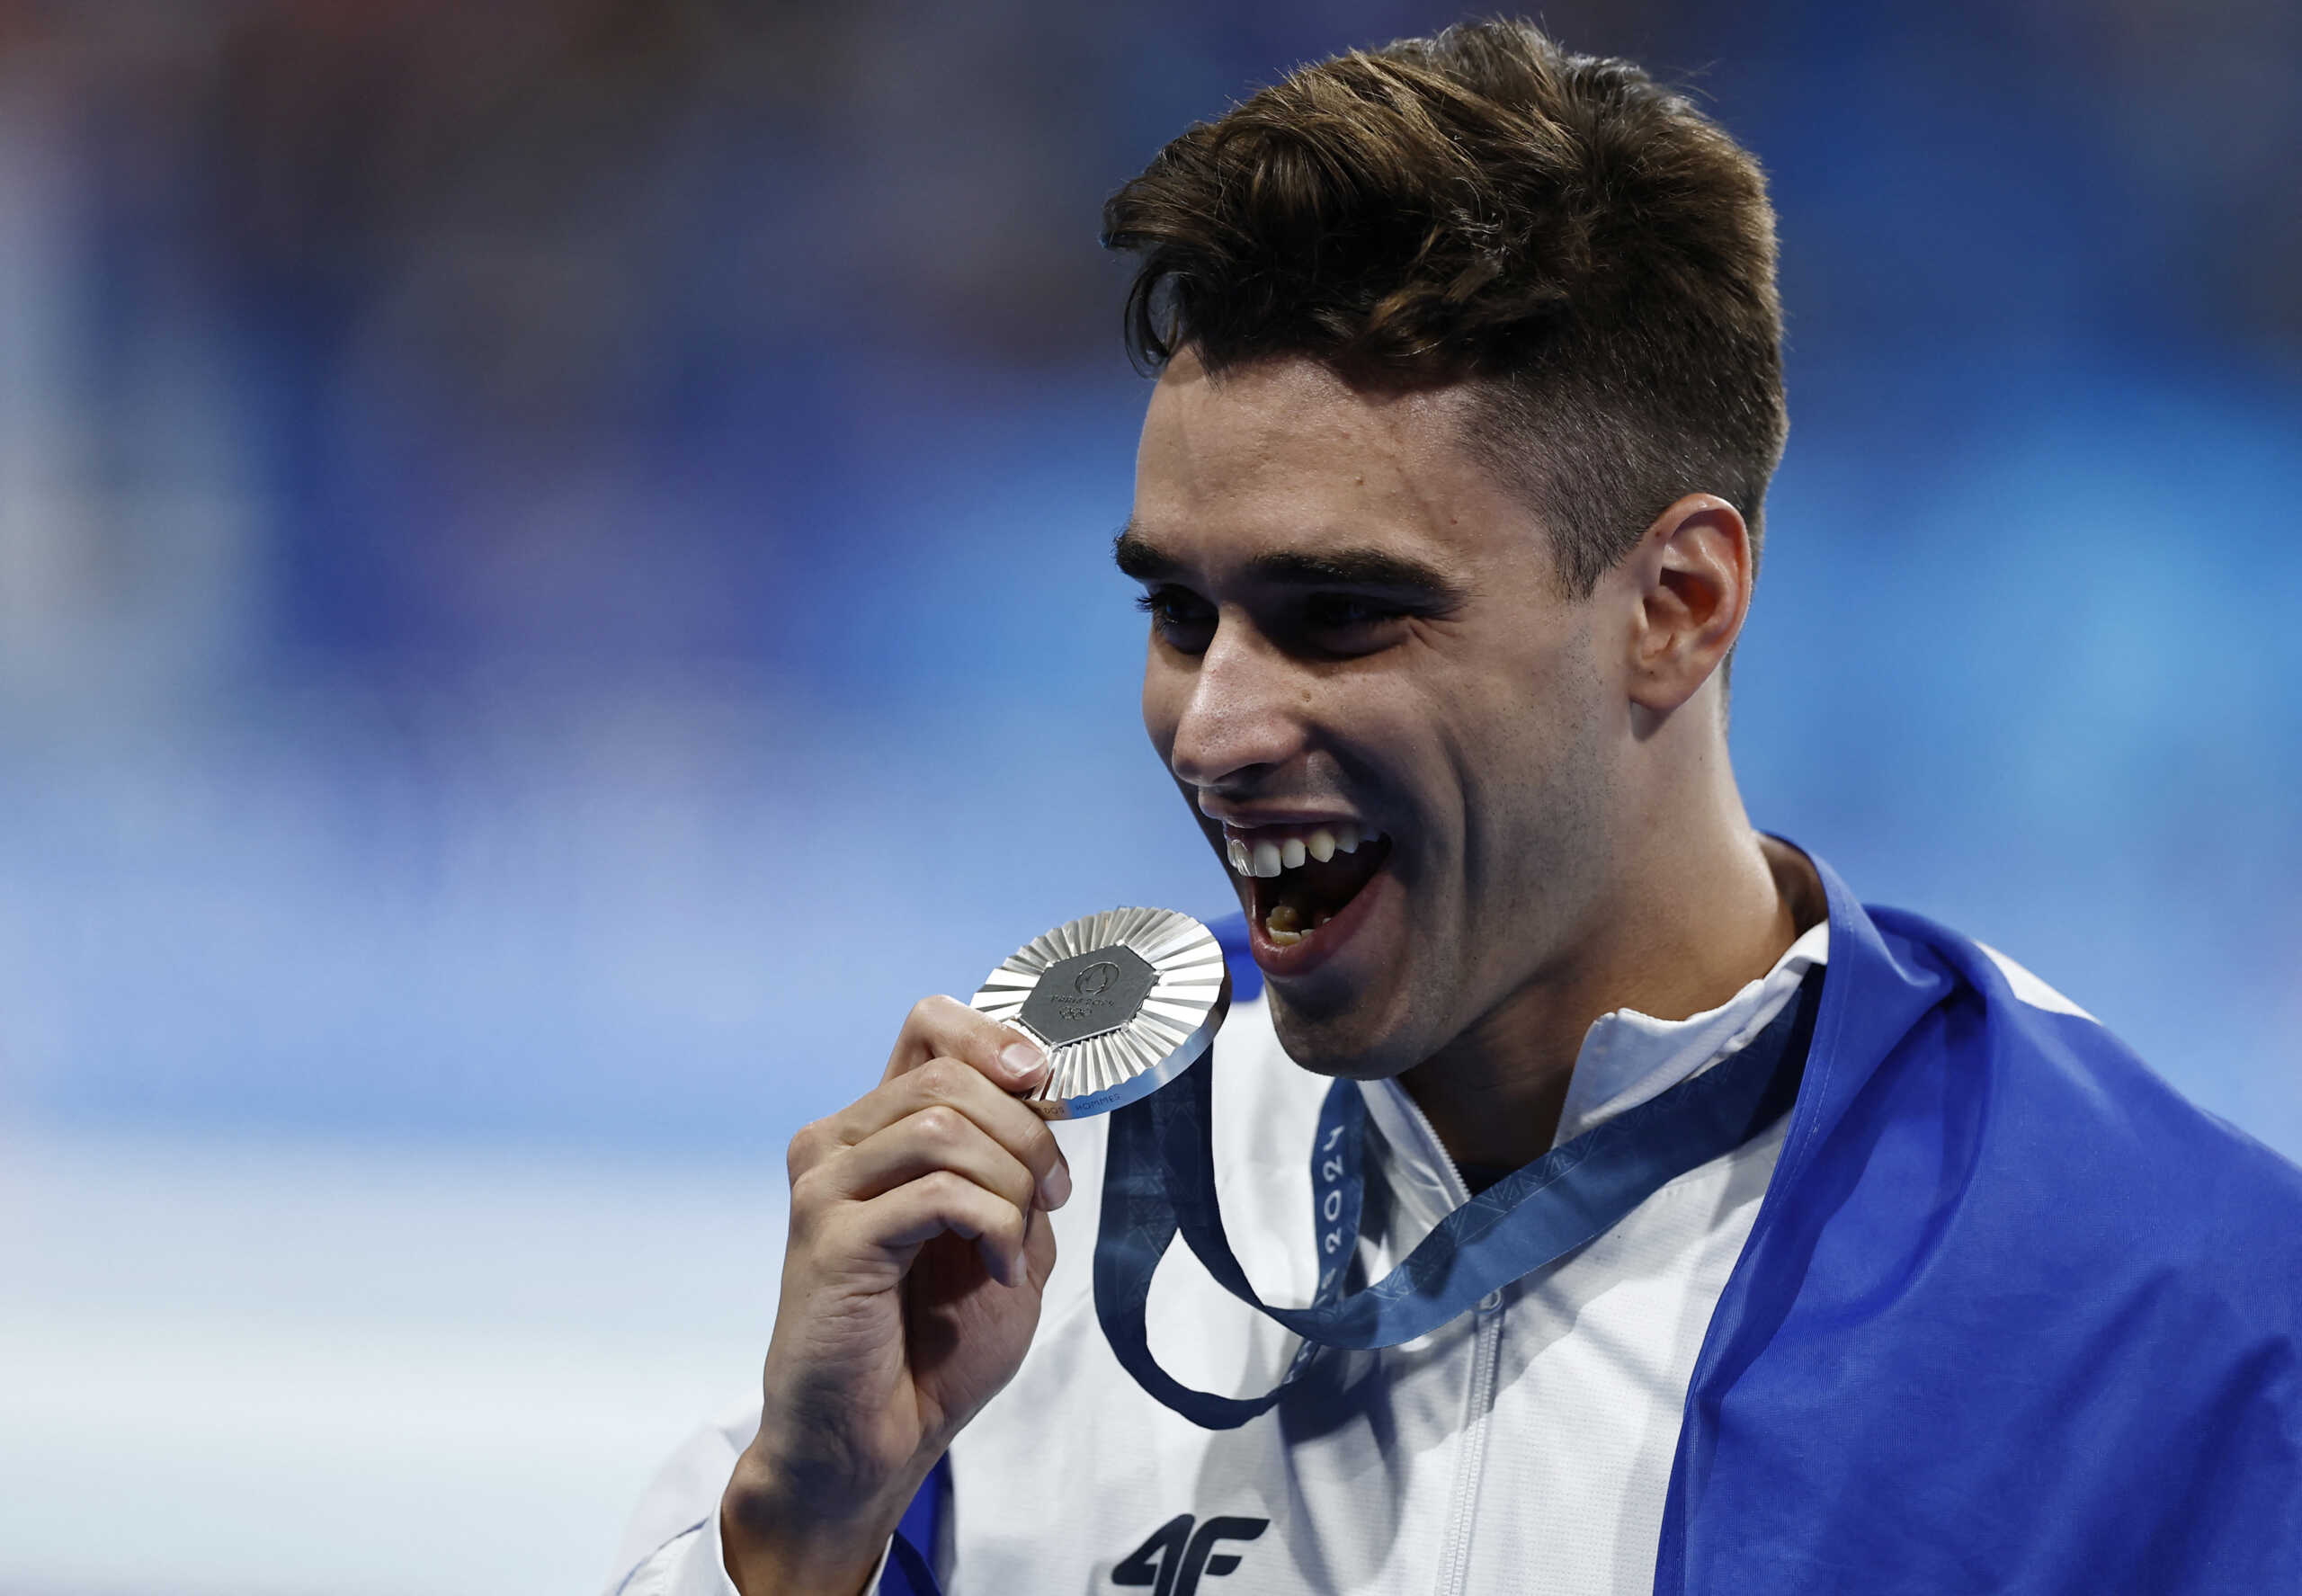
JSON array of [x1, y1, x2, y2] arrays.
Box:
[[721, 996, 1071, 1595]]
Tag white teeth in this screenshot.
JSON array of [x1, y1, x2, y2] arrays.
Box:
[[1227, 824, 1383, 878], [1267, 926, 1304, 946]]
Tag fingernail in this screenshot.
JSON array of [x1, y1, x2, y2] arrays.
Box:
[[1000, 1040, 1045, 1083], [1039, 1160, 1072, 1211]]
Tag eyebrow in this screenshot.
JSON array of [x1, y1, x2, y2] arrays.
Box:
[[1113, 525, 1468, 602]]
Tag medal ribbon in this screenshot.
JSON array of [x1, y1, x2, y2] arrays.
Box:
[[1093, 967, 1821, 1430]]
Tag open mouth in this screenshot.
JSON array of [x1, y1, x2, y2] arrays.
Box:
[[1223, 822, 1393, 950]]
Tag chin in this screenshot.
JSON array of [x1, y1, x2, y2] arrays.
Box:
[[1262, 985, 1432, 1083]]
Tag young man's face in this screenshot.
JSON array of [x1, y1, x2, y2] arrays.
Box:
[[1125, 352, 1635, 1079]]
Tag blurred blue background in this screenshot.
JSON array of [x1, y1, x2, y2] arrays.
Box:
[[1, 2, 2296, 1591]]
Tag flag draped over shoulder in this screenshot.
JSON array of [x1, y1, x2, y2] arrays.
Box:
[[1658, 855, 2302, 1592]]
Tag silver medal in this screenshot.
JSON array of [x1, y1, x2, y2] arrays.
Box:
[[969, 906, 1231, 1119]]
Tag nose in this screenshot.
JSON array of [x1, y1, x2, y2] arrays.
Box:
[[1161, 618, 1310, 796]]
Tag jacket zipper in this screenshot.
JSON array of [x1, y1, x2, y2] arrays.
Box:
[[1374, 1079, 1506, 1596], [1433, 1290, 1504, 1596]]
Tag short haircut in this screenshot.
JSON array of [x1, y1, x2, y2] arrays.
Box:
[[1102, 20, 1787, 596]]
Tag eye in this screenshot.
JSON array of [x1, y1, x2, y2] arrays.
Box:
[[1299, 593, 1410, 652], [1135, 585, 1218, 653], [1306, 594, 1391, 629]]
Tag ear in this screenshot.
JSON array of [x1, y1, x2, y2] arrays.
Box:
[[1623, 494, 1753, 717]]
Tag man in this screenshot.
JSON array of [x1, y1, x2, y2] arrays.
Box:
[[611, 21, 2302, 1595]]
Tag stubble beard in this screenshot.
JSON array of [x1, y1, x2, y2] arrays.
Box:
[[1264, 707, 1617, 1086]]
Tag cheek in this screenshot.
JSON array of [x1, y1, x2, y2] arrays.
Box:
[[1438, 657, 1603, 847]]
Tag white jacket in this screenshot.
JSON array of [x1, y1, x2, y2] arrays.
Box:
[[611, 925, 1825, 1596]]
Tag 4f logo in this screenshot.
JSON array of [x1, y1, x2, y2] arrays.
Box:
[[1112, 1513, 1268, 1595]]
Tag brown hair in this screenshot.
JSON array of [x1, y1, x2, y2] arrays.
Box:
[[1102, 20, 1787, 595]]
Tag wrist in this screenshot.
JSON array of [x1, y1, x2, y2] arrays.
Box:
[[719, 1445, 912, 1596]]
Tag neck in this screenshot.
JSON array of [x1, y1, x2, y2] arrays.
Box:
[[1400, 795, 1821, 1175]]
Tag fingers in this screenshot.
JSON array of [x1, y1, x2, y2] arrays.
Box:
[[834, 1105, 1037, 1218], [885, 994, 1047, 1095], [780, 996, 1075, 1292], [840, 1170, 1034, 1287], [1020, 1199, 1057, 1291], [807, 1052, 1070, 1212]]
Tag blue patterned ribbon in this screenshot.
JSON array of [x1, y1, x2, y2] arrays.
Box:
[[1094, 968, 1821, 1429]]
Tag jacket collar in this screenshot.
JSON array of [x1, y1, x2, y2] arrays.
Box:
[[1354, 889, 1837, 1244]]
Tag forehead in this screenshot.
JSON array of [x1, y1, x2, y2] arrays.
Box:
[[1129, 353, 1543, 577]]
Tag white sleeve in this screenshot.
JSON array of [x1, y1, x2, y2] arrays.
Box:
[[612, 1519, 737, 1596], [602, 1398, 754, 1596], [602, 1396, 893, 1596]]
